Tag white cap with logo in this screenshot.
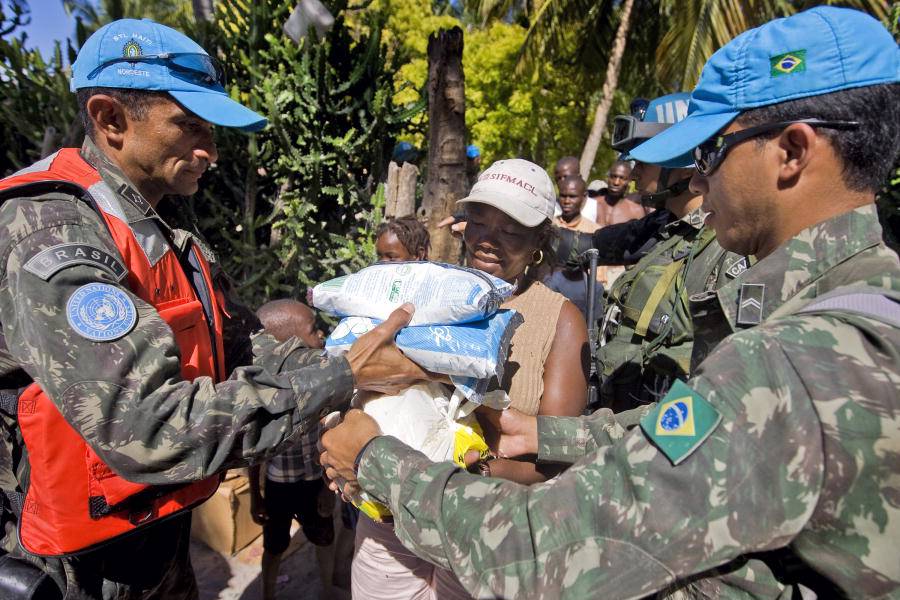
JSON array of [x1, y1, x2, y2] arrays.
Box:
[[457, 159, 556, 227]]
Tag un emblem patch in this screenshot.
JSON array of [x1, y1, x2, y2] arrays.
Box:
[[66, 283, 137, 342]]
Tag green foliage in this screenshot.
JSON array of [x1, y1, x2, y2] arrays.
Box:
[[875, 1, 899, 253], [64, 0, 195, 45], [381, 0, 597, 173], [0, 2, 78, 174], [464, 21, 593, 170], [161, 0, 420, 307], [876, 165, 900, 255]]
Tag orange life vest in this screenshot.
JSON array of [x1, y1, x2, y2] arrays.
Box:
[[0, 149, 223, 557]]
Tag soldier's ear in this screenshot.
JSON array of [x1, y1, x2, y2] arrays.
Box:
[[86, 94, 129, 148]]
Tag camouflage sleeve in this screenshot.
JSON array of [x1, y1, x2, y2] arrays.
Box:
[[357, 331, 825, 598], [251, 329, 337, 373], [536, 404, 654, 464], [0, 198, 353, 484]]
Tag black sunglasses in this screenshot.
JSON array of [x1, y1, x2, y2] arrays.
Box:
[[693, 118, 860, 176], [90, 52, 226, 87]]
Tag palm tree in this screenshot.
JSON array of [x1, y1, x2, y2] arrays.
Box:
[[579, 0, 633, 180], [655, 0, 889, 90], [501, 0, 889, 178], [63, 0, 195, 45]]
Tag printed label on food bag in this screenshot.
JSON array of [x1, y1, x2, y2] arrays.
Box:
[[312, 262, 514, 326]]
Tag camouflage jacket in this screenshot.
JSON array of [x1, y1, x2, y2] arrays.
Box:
[[598, 207, 748, 412], [0, 139, 354, 490], [357, 204, 900, 599]]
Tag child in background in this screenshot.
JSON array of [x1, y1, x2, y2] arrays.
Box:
[[249, 300, 344, 600], [375, 217, 430, 262]]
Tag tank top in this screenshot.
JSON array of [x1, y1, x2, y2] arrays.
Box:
[[499, 281, 567, 415]]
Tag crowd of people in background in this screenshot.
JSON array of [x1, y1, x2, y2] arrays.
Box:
[[0, 6, 897, 600]]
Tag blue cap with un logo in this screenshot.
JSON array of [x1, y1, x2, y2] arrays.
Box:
[[620, 92, 692, 168], [631, 6, 900, 166], [71, 18, 266, 132]]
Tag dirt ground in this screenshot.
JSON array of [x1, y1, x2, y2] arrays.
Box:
[[191, 509, 354, 600]]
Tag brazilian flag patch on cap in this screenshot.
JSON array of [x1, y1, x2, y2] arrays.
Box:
[[770, 50, 806, 76], [640, 380, 722, 465]]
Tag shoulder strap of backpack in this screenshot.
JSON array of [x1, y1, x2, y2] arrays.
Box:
[[794, 286, 900, 328]]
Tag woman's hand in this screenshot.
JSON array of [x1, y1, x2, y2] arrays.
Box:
[[475, 406, 539, 458]]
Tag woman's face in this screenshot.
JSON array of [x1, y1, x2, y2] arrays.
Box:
[[463, 203, 538, 283]]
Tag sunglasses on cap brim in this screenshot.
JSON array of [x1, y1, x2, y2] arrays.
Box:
[[89, 52, 225, 87], [611, 115, 671, 153]]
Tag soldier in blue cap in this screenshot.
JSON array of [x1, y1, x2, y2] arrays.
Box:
[[321, 6, 900, 598], [592, 92, 750, 413], [0, 18, 426, 599]]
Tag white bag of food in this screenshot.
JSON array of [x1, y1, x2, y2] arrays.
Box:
[[309, 261, 515, 326], [348, 383, 499, 522]]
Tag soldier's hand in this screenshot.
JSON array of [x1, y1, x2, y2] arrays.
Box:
[[320, 409, 381, 485], [346, 304, 430, 394], [475, 406, 538, 458]]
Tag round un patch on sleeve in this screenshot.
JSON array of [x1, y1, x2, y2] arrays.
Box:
[[66, 283, 137, 342]]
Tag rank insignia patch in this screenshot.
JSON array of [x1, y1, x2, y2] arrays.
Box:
[[737, 283, 766, 326], [640, 380, 722, 465], [66, 283, 137, 342]]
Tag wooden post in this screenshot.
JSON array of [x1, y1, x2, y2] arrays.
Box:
[[422, 27, 466, 264], [395, 162, 418, 218], [385, 161, 401, 218]]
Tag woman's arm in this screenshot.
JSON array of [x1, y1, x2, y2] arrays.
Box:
[[538, 300, 589, 417], [483, 301, 589, 483]]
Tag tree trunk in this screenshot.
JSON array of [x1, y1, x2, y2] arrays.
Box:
[[422, 27, 466, 264], [192, 0, 215, 22], [579, 0, 635, 181]]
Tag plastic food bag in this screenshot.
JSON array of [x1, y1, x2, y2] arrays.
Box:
[[309, 262, 515, 326], [349, 383, 494, 522], [325, 310, 522, 381]]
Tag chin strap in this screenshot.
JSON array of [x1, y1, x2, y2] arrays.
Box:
[[641, 169, 692, 209]]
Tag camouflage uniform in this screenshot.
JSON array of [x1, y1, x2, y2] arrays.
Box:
[[598, 207, 748, 412], [0, 140, 354, 599], [355, 204, 900, 599]]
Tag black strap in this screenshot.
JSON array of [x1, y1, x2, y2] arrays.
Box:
[[3, 490, 24, 519], [0, 389, 18, 417]]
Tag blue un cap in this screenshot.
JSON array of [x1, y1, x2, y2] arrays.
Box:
[[631, 6, 900, 166], [613, 92, 692, 168], [71, 19, 267, 132]]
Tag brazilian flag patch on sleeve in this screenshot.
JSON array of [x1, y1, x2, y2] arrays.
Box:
[[640, 380, 722, 465]]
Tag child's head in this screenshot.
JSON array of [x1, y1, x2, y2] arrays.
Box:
[[375, 217, 430, 262]]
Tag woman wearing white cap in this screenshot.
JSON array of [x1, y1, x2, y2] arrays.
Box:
[[352, 159, 589, 600], [437, 159, 589, 597], [457, 158, 589, 477]]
